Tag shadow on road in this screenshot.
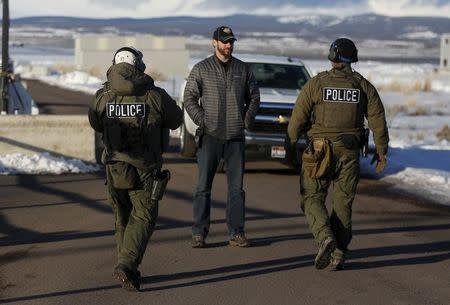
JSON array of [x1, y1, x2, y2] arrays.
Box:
[[357, 180, 450, 213], [15, 175, 110, 214], [347, 240, 450, 270], [2, 239, 449, 303]]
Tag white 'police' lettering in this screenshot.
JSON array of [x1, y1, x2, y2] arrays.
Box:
[[106, 103, 146, 118], [322, 87, 360, 103]]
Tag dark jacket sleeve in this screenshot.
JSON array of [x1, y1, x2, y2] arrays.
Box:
[[244, 67, 260, 129], [88, 88, 109, 133], [362, 79, 389, 155], [183, 64, 205, 126], [287, 79, 316, 144], [157, 88, 183, 130]]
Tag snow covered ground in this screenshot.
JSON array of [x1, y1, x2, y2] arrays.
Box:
[[3, 49, 450, 206]]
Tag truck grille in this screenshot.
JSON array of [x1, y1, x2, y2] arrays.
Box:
[[247, 102, 293, 134], [251, 122, 288, 133], [257, 106, 292, 117]]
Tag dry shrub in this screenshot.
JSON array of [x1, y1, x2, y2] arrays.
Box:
[[436, 125, 450, 141], [415, 132, 425, 141], [87, 67, 104, 78], [410, 106, 430, 116], [386, 104, 408, 118], [378, 78, 432, 92], [148, 69, 167, 81], [390, 99, 430, 117], [378, 81, 403, 92], [423, 79, 432, 92], [405, 99, 417, 108], [53, 63, 76, 74]]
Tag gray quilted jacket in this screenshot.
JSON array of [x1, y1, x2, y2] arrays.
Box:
[[183, 55, 260, 140]]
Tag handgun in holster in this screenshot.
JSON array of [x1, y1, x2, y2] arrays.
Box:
[[361, 128, 370, 158], [151, 169, 171, 201], [194, 126, 204, 148]]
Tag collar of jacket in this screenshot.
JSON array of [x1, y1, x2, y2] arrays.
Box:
[[330, 64, 353, 76], [212, 54, 234, 68], [106, 62, 155, 95]]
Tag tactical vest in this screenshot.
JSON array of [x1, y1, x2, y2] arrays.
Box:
[[101, 92, 160, 155], [314, 71, 367, 129]]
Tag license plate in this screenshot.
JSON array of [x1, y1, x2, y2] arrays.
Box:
[[271, 146, 286, 158]]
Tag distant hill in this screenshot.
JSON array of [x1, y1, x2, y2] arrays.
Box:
[[8, 14, 450, 62], [10, 14, 450, 42]]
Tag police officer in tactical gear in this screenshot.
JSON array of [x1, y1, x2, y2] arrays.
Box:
[[286, 38, 389, 271], [89, 46, 182, 291]]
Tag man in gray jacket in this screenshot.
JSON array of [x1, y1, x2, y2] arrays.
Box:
[[184, 26, 260, 248]]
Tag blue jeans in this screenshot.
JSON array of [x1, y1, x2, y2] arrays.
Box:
[[192, 134, 246, 237]]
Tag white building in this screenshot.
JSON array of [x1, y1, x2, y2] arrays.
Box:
[[75, 34, 189, 79], [441, 34, 450, 70]]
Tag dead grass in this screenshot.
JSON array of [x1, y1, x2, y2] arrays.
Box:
[[410, 106, 430, 116], [385, 104, 408, 123], [386, 99, 432, 118], [86, 67, 103, 78], [415, 132, 425, 141], [53, 63, 76, 74], [378, 78, 432, 92], [436, 125, 450, 141], [148, 69, 167, 81]]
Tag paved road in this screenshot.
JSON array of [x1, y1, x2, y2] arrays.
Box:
[[24, 79, 92, 114], [0, 151, 449, 305]]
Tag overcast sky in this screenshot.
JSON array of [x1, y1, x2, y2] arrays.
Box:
[[9, 0, 450, 19]]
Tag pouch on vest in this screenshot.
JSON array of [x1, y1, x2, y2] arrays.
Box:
[[107, 161, 139, 189], [104, 118, 127, 151], [302, 138, 331, 179]]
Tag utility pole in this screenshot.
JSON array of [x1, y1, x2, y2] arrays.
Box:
[[0, 0, 9, 114]]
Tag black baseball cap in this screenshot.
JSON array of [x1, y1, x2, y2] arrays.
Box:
[[213, 26, 237, 43]]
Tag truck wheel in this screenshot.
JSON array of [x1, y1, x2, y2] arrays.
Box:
[[180, 123, 197, 157]]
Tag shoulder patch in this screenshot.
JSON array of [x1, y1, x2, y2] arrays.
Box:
[[322, 87, 360, 103]]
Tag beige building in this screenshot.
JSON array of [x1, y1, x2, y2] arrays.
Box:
[[441, 34, 450, 70], [75, 34, 189, 79]]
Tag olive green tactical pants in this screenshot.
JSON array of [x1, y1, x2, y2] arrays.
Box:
[[300, 146, 360, 260], [107, 168, 159, 272]]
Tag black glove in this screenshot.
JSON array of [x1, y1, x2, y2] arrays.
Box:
[[370, 153, 386, 173], [284, 136, 299, 169]]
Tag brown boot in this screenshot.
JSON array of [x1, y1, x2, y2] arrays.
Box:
[[229, 233, 251, 247], [191, 234, 206, 248], [113, 264, 140, 292], [314, 237, 336, 270]]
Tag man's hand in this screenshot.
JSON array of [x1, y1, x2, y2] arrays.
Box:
[[370, 153, 386, 173]]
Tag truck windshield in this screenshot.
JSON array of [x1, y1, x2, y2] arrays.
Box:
[[249, 63, 310, 90]]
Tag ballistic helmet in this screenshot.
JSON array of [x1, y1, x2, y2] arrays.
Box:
[[328, 38, 358, 63], [113, 46, 146, 72]]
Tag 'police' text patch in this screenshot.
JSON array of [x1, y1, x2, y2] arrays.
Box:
[[322, 87, 360, 103], [106, 103, 146, 118]]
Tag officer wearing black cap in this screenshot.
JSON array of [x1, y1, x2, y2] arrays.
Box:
[[286, 38, 389, 270], [184, 26, 260, 248]]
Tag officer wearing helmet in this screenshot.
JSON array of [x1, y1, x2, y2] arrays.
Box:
[[88, 46, 182, 291], [285, 38, 389, 271]]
